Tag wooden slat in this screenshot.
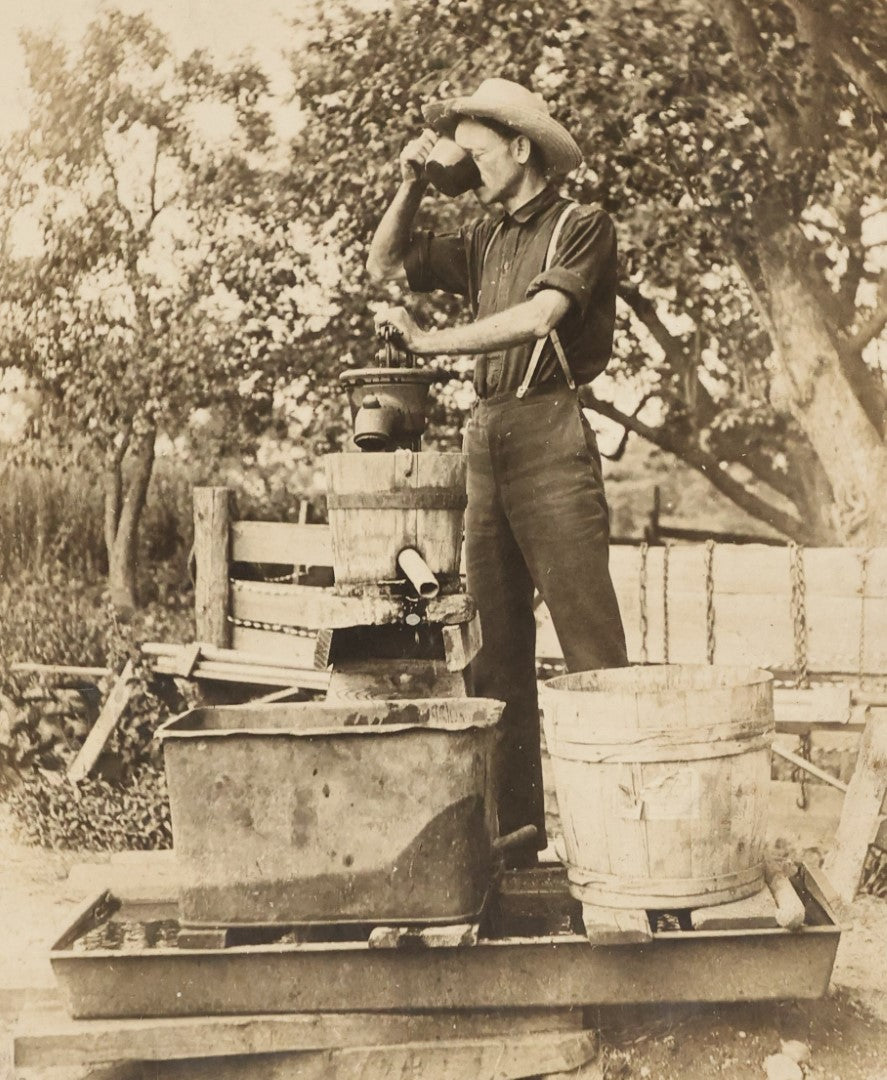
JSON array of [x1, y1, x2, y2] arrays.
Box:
[[231, 521, 333, 568], [824, 713, 887, 903], [139, 1030, 598, 1080], [771, 744, 849, 792], [580, 904, 652, 945], [11, 662, 112, 679], [152, 658, 329, 693], [539, 545, 887, 676], [229, 625, 318, 668], [765, 868, 806, 930], [442, 612, 483, 672], [690, 887, 778, 931], [230, 581, 400, 630], [14, 1008, 583, 1069], [67, 661, 135, 783]]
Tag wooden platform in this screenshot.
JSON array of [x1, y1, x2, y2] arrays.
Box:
[[14, 1007, 597, 1080]]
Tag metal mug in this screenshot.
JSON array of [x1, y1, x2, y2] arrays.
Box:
[[424, 137, 481, 197]]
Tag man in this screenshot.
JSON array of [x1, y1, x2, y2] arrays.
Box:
[[367, 78, 627, 865]]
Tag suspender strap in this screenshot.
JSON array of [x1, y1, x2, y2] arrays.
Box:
[[516, 202, 579, 399]]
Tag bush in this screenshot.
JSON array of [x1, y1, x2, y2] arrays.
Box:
[[5, 765, 172, 850], [0, 563, 195, 847]]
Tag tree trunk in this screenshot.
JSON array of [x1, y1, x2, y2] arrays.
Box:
[[103, 429, 156, 613], [756, 221, 887, 545]]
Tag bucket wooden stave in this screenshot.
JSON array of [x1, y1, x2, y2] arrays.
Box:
[[325, 451, 466, 585], [541, 665, 774, 910]]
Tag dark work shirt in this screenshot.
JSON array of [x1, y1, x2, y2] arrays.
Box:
[[404, 185, 617, 398]]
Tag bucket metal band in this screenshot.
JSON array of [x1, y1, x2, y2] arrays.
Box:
[[548, 731, 772, 764], [327, 489, 467, 511], [567, 862, 765, 909]]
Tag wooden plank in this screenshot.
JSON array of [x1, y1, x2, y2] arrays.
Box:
[[252, 686, 307, 704], [599, 544, 887, 674], [690, 887, 778, 931], [580, 903, 652, 945], [824, 712, 887, 903], [67, 660, 135, 783], [193, 487, 232, 648], [14, 1008, 583, 1069], [771, 743, 849, 792], [144, 642, 319, 673], [168, 643, 202, 678], [774, 685, 854, 730], [442, 611, 482, 672], [231, 521, 333, 568], [10, 662, 112, 679], [231, 581, 400, 630], [143, 1029, 598, 1080], [765, 868, 806, 930], [228, 583, 481, 632], [176, 928, 229, 950], [228, 625, 318, 668], [368, 922, 479, 949], [152, 658, 329, 693]]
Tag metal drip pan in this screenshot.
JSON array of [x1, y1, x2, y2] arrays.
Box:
[[49, 863, 841, 1020]]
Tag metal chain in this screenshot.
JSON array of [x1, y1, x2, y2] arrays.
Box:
[[261, 570, 299, 585], [704, 539, 716, 665], [227, 615, 316, 639], [858, 548, 871, 683], [788, 542, 810, 689], [788, 541, 811, 809], [662, 541, 672, 664], [639, 542, 649, 665], [795, 731, 812, 811]]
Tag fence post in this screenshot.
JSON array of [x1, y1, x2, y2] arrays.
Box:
[[193, 487, 232, 648]]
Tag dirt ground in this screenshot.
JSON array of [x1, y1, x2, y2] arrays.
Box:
[[2, 784, 887, 1080]]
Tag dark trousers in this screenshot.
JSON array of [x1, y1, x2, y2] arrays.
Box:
[[464, 384, 628, 848]]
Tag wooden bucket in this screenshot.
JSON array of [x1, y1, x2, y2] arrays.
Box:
[[541, 665, 774, 910], [324, 451, 466, 585]]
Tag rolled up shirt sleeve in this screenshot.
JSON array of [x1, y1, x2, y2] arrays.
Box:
[[525, 207, 616, 317], [404, 229, 471, 296]]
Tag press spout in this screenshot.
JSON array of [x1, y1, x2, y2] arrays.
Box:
[[397, 547, 440, 599]]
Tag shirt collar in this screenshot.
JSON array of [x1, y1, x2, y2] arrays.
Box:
[[507, 184, 560, 224]]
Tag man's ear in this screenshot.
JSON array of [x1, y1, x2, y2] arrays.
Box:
[[512, 134, 532, 165]]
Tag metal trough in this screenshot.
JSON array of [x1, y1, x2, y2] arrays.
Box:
[[49, 864, 842, 1020], [156, 698, 503, 927]]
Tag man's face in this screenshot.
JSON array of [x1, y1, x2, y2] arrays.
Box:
[[454, 118, 524, 206]]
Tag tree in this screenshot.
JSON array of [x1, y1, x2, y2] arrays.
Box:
[[0, 11, 340, 609], [289, 0, 886, 544]]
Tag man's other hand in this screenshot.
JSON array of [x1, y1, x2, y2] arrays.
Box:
[[374, 305, 427, 353], [399, 129, 437, 185]]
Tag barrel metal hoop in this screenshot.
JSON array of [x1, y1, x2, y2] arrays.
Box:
[[550, 733, 772, 764], [567, 862, 765, 907], [327, 489, 468, 511]]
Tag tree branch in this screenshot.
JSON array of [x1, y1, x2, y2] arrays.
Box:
[[845, 270, 887, 355], [619, 286, 686, 368], [834, 270, 887, 435], [708, 0, 802, 163], [583, 389, 812, 541], [783, 0, 887, 113]]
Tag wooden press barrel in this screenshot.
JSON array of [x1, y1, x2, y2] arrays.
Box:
[[541, 665, 774, 909], [324, 451, 466, 584]]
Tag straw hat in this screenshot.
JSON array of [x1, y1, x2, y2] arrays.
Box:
[[423, 78, 583, 176]]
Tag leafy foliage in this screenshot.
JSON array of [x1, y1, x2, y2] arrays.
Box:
[[289, 0, 887, 542], [6, 766, 172, 850], [0, 10, 346, 605], [0, 562, 192, 848]]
